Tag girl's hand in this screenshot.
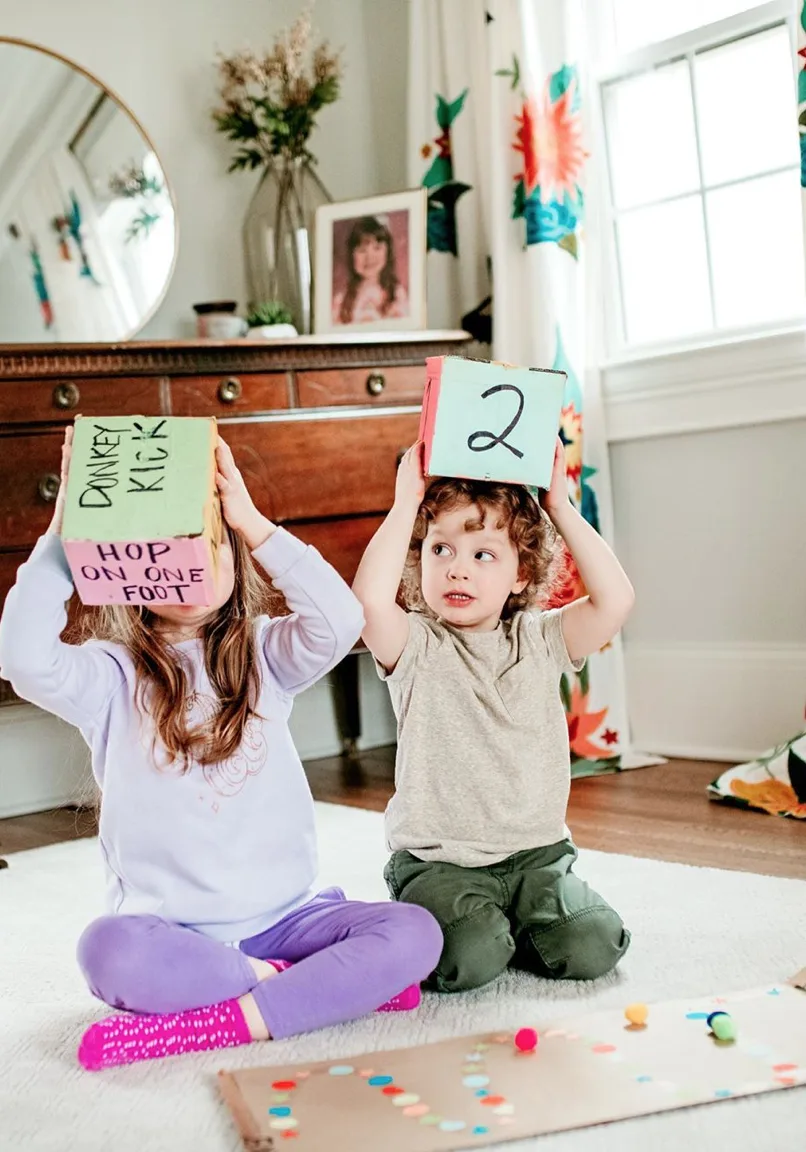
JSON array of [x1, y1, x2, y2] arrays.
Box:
[[49, 424, 74, 535], [541, 436, 570, 518], [394, 441, 426, 510], [215, 437, 274, 550]]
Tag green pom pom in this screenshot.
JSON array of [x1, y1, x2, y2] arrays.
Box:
[[711, 1015, 736, 1042]]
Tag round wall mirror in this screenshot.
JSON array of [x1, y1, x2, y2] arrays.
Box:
[[0, 38, 177, 343]]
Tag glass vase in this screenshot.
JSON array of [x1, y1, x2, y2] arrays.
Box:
[[242, 156, 331, 335]]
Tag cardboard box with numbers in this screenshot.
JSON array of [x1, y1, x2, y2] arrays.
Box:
[[419, 356, 567, 489], [61, 415, 222, 607]]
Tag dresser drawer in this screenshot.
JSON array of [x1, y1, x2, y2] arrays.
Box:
[[291, 516, 384, 584], [0, 431, 64, 548], [296, 366, 425, 408], [0, 377, 163, 424], [170, 374, 291, 417], [223, 411, 420, 523]]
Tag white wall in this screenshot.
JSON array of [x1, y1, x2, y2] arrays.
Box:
[[0, 0, 409, 339], [611, 417, 806, 762]]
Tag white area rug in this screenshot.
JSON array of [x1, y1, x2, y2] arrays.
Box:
[[2, 803, 805, 1152]]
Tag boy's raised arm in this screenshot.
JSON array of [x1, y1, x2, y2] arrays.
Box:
[[352, 443, 424, 673]]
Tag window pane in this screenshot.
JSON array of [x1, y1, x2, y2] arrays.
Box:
[[617, 196, 713, 344], [613, 0, 760, 53], [604, 62, 700, 209], [695, 26, 799, 186], [706, 171, 806, 328]]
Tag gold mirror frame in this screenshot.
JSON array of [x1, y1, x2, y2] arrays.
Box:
[[0, 36, 178, 342]]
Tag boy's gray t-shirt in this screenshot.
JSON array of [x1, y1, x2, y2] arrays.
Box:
[[376, 608, 585, 867]]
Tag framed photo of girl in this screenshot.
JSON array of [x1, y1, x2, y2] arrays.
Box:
[[313, 189, 427, 335]]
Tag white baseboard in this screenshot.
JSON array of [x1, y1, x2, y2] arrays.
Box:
[[625, 641, 806, 763]]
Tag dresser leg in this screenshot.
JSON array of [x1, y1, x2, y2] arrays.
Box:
[[332, 652, 361, 759]]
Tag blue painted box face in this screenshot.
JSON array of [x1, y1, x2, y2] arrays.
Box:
[[419, 357, 566, 489]]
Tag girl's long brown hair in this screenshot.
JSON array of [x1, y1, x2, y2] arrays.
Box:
[[77, 529, 284, 770]]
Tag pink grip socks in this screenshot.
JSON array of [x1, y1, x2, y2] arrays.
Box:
[[78, 972, 421, 1071]]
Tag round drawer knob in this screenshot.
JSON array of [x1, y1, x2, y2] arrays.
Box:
[[366, 372, 386, 396], [218, 377, 242, 404], [53, 382, 80, 409], [38, 473, 61, 503]]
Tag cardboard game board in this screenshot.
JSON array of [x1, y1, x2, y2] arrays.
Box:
[[418, 356, 566, 489], [219, 977, 806, 1151], [62, 415, 221, 606]]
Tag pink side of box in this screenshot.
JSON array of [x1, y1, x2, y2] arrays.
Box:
[[63, 536, 215, 606], [419, 358, 444, 475]]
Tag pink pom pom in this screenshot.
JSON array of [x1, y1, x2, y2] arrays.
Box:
[[514, 1027, 539, 1052]]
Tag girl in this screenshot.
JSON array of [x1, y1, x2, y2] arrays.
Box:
[[0, 428, 442, 1071], [351, 439, 634, 993], [332, 215, 409, 325]]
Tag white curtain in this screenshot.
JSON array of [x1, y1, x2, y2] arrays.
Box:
[[409, 0, 652, 774]]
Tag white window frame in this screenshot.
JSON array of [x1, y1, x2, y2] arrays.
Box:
[[587, 1, 806, 440]]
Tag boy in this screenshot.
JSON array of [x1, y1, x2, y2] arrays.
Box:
[[352, 439, 634, 992]]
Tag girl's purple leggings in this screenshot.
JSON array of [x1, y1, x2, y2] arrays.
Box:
[[77, 887, 442, 1040]]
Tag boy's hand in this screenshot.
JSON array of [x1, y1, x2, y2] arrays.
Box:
[[394, 441, 426, 510], [215, 437, 274, 549], [540, 436, 570, 518], [49, 424, 74, 535]]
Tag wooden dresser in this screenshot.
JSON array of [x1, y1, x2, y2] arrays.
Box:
[[0, 331, 470, 739]]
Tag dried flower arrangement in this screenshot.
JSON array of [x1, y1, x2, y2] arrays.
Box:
[[212, 7, 342, 171]]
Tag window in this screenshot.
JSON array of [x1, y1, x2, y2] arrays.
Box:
[[596, 2, 805, 353]]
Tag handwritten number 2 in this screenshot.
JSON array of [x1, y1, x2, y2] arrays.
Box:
[[467, 384, 525, 460]]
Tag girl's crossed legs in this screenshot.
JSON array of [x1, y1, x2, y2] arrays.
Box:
[[76, 887, 442, 1070]]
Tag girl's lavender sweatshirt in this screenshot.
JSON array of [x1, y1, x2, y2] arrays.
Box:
[[0, 529, 364, 942]]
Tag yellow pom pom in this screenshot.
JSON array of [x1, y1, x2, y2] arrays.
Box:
[[625, 1003, 648, 1026]]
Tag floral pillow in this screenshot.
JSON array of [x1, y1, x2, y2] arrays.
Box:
[[708, 730, 806, 818]]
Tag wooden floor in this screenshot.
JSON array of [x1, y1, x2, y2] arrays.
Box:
[[1, 749, 804, 880]]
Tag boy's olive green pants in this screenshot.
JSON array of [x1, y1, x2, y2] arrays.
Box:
[[384, 839, 630, 993]]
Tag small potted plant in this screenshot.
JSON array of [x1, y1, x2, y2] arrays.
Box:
[[246, 300, 298, 339]]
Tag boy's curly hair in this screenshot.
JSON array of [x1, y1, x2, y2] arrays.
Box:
[[400, 477, 560, 620]]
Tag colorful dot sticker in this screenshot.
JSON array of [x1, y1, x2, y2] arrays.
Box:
[[382, 1085, 405, 1097], [269, 1118, 299, 1131], [686, 1012, 709, 1020], [439, 1120, 467, 1132], [403, 1104, 430, 1118], [358, 1069, 374, 1078], [473, 1127, 489, 1136], [420, 1115, 442, 1126], [463, 1075, 490, 1089], [592, 1044, 616, 1055], [269, 1107, 291, 1117], [392, 1094, 421, 1107], [271, 1080, 297, 1091], [480, 1095, 506, 1107], [715, 1089, 732, 1098], [328, 1065, 355, 1076], [368, 1075, 393, 1087], [636, 1075, 652, 1083]]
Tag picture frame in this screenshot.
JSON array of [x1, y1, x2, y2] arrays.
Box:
[[313, 188, 427, 335]]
